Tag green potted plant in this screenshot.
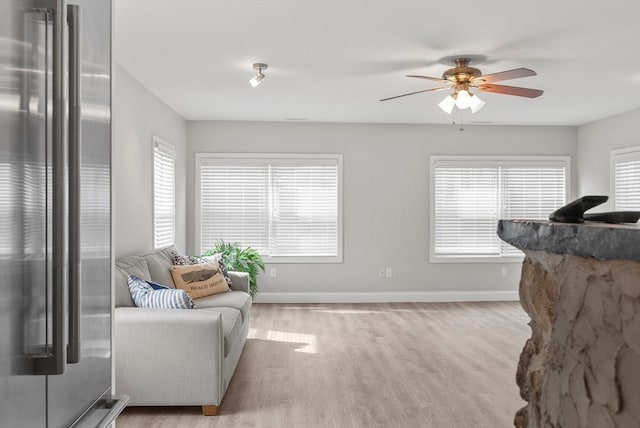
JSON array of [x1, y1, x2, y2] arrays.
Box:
[[201, 240, 265, 297]]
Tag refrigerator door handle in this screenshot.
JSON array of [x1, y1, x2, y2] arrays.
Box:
[[33, 0, 67, 377], [67, 3, 81, 365]]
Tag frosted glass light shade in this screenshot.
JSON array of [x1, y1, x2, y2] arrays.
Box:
[[469, 94, 486, 113], [250, 73, 264, 87], [455, 90, 472, 109], [438, 95, 456, 114]]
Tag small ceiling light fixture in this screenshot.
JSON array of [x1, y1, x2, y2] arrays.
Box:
[[250, 63, 268, 87]]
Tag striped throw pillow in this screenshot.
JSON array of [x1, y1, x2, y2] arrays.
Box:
[[127, 275, 196, 309]]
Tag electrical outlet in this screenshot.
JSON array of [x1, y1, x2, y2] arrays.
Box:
[[378, 268, 386, 278], [270, 268, 277, 278], [386, 267, 393, 278], [501, 267, 507, 277]]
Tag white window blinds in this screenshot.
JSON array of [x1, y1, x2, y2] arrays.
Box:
[[432, 157, 568, 260], [500, 166, 567, 256], [434, 166, 499, 256], [612, 147, 640, 210], [153, 137, 175, 248], [200, 159, 269, 254], [270, 161, 339, 257], [197, 154, 342, 262]]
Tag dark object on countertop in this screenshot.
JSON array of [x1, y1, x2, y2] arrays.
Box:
[[549, 196, 640, 224], [583, 211, 640, 224], [549, 196, 608, 223]]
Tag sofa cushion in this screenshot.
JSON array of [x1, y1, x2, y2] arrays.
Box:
[[127, 275, 195, 309], [170, 260, 229, 299], [201, 308, 243, 357], [114, 257, 151, 308], [140, 245, 177, 287], [114, 268, 135, 308], [195, 291, 252, 322]]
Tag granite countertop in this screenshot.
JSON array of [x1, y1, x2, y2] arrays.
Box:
[[497, 219, 640, 261]]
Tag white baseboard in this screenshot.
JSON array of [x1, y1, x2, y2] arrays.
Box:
[[253, 291, 519, 304]]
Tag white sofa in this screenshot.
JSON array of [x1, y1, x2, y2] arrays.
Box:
[[113, 245, 251, 416]]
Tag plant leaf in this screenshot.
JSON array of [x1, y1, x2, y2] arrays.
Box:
[[201, 239, 265, 297]]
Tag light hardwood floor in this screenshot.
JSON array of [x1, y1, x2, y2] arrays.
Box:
[[116, 302, 530, 428]]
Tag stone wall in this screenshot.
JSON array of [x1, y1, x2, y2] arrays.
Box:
[[516, 250, 640, 427]]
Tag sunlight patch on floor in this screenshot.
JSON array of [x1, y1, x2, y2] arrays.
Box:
[[248, 328, 318, 353]]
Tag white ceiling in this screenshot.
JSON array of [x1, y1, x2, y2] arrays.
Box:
[[115, 0, 640, 126]]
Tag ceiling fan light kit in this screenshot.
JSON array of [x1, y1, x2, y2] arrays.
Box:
[[437, 90, 485, 114], [250, 62, 268, 87], [381, 57, 542, 115]]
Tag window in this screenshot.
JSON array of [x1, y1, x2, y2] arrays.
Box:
[[611, 146, 640, 210], [153, 136, 175, 248], [430, 156, 570, 262], [196, 153, 343, 263]]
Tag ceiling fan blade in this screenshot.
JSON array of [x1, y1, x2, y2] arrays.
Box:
[[472, 68, 537, 84], [379, 87, 450, 102], [477, 84, 543, 98], [406, 75, 449, 84]]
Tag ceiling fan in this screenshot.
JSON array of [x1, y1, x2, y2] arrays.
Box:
[[380, 57, 543, 114]]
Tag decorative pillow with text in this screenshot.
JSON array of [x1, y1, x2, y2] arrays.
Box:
[[172, 252, 234, 288], [169, 260, 229, 299]]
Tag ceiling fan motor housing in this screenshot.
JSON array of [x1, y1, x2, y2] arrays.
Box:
[[442, 58, 482, 86]]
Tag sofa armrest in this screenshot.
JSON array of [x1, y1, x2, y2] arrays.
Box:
[[114, 307, 224, 404], [228, 271, 250, 294]]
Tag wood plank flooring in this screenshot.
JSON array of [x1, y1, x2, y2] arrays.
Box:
[[116, 302, 529, 428]]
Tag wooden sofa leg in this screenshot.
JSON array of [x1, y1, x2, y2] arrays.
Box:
[[202, 405, 219, 416]]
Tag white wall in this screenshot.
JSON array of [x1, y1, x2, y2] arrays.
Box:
[[113, 65, 187, 257], [187, 121, 576, 301], [577, 107, 640, 211]]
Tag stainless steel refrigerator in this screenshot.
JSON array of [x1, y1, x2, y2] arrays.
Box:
[[0, 1, 128, 427]]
